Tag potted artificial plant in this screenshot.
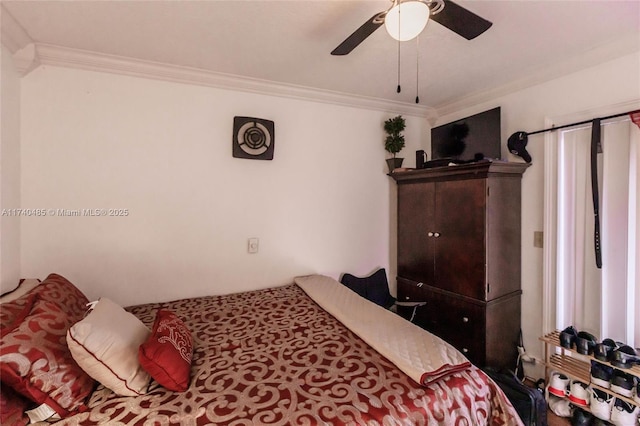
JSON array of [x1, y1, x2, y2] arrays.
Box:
[[384, 115, 406, 172]]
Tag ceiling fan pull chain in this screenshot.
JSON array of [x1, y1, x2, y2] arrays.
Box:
[[415, 34, 420, 103], [396, 3, 401, 93], [397, 41, 401, 93]]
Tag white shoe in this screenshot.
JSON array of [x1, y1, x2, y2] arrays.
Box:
[[590, 388, 613, 421], [590, 360, 613, 388], [547, 394, 571, 418], [568, 380, 589, 407], [611, 370, 635, 398], [610, 398, 639, 426], [547, 372, 569, 398]]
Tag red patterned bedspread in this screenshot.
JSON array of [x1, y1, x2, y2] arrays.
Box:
[[57, 284, 522, 425]]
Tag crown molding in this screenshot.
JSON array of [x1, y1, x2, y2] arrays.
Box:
[[13, 43, 40, 76], [27, 43, 436, 120], [0, 4, 33, 54], [434, 34, 640, 117]]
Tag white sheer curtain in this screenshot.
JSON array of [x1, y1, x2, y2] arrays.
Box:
[[556, 125, 601, 335], [551, 116, 639, 347]]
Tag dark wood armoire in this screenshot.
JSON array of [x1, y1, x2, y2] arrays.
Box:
[[391, 161, 529, 369]]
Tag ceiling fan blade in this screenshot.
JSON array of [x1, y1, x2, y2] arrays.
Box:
[[430, 0, 492, 40], [331, 12, 385, 56]]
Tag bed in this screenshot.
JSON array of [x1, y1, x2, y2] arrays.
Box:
[[0, 273, 522, 425]]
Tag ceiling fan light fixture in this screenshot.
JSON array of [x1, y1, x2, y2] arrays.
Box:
[[384, 0, 430, 42]]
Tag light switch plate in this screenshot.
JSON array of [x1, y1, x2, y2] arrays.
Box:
[[248, 238, 259, 254]]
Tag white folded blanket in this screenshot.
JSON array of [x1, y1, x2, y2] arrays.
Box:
[[294, 274, 471, 386]]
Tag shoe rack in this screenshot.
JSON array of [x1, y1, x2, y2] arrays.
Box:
[[540, 330, 640, 408]]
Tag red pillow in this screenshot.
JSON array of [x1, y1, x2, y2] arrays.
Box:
[[0, 298, 95, 417], [138, 309, 193, 392], [1, 274, 89, 336], [0, 385, 30, 426], [1, 293, 37, 337], [36, 273, 90, 320]]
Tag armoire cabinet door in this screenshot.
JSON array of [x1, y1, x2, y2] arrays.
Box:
[[433, 179, 487, 300], [397, 182, 435, 284]]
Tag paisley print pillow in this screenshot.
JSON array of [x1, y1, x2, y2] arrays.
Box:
[[36, 274, 91, 320], [0, 298, 95, 417], [0, 293, 37, 336]]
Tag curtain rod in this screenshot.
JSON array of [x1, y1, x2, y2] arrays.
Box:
[[526, 109, 640, 136], [512, 108, 640, 269]]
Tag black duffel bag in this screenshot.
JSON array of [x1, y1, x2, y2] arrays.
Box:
[[483, 367, 547, 426]]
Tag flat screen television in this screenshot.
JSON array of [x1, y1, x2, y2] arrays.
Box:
[[430, 107, 501, 162]]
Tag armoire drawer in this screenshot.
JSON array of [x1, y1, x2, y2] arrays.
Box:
[[397, 277, 488, 366], [445, 333, 485, 364], [399, 278, 484, 338], [424, 292, 486, 366], [396, 278, 429, 324], [397, 277, 428, 303], [422, 289, 485, 341]]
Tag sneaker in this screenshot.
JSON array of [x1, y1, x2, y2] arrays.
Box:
[[610, 398, 639, 426], [568, 380, 590, 407], [590, 360, 613, 388], [590, 388, 613, 421], [547, 394, 571, 417], [548, 372, 570, 398], [611, 370, 635, 398]]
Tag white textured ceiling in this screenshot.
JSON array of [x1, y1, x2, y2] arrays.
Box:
[[2, 0, 639, 115]]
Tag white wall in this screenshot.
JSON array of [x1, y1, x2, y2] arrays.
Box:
[[0, 44, 21, 293], [19, 65, 426, 305], [13, 49, 640, 378], [434, 51, 640, 375]]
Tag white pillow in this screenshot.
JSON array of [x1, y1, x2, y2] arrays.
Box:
[[67, 297, 151, 396]]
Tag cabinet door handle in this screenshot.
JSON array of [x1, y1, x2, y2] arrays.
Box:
[[417, 282, 424, 287], [462, 348, 469, 353], [434, 232, 440, 238], [427, 232, 434, 237], [462, 317, 469, 323]]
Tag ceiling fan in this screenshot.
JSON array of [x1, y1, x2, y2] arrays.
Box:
[[331, 0, 492, 56]]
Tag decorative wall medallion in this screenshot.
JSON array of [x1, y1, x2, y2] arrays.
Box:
[[232, 116, 275, 160]]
